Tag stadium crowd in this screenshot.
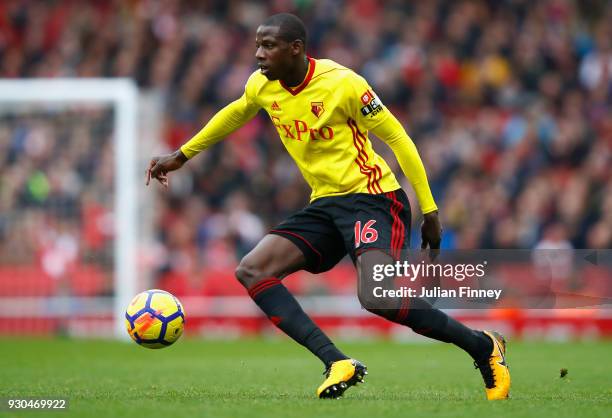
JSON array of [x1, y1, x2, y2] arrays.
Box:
[[0, 0, 610, 291]]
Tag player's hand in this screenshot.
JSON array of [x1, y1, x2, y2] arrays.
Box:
[[146, 150, 188, 188], [421, 210, 442, 261]]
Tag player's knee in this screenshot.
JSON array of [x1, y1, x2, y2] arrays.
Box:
[[357, 269, 405, 320], [357, 286, 375, 310], [235, 258, 266, 289], [357, 283, 395, 314]]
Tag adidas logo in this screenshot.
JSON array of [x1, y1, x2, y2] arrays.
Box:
[[271, 101, 281, 111]]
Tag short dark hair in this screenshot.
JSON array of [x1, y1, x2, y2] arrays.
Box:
[[263, 13, 307, 46]]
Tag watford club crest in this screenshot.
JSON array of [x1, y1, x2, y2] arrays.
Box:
[[311, 101, 324, 118]]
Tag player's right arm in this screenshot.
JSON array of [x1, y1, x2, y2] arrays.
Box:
[[147, 76, 261, 187]]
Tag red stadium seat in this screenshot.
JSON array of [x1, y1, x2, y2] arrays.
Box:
[[68, 264, 109, 296], [201, 267, 245, 296], [157, 270, 200, 297], [0, 266, 55, 296]]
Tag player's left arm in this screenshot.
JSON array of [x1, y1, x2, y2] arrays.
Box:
[[345, 74, 441, 250], [370, 112, 441, 250]]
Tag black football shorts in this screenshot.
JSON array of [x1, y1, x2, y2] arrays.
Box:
[[270, 189, 412, 273]]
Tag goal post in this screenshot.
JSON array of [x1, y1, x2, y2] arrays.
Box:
[[0, 78, 139, 339]]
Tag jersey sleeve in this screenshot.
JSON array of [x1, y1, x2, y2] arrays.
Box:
[[180, 74, 261, 159], [343, 73, 438, 214]]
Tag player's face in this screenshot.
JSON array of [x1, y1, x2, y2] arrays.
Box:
[[255, 25, 294, 80]]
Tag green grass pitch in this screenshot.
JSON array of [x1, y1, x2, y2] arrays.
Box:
[[1, 338, 610, 418]]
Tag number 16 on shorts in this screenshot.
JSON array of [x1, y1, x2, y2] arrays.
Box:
[[354, 220, 378, 248]]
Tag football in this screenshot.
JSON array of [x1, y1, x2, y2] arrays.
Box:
[[125, 289, 185, 349]]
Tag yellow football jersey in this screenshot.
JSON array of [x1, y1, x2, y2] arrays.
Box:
[[180, 57, 437, 213]]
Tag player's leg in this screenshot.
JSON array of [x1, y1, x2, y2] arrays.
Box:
[[356, 249, 493, 358], [337, 189, 510, 399], [357, 254, 510, 400], [332, 190, 491, 357], [237, 205, 367, 399], [235, 233, 349, 367]]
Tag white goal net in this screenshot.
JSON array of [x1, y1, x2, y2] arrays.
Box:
[[0, 79, 142, 339]]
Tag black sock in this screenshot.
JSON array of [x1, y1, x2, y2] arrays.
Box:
[[248, 277, 348, 366], [385, 297, 492, 360]]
